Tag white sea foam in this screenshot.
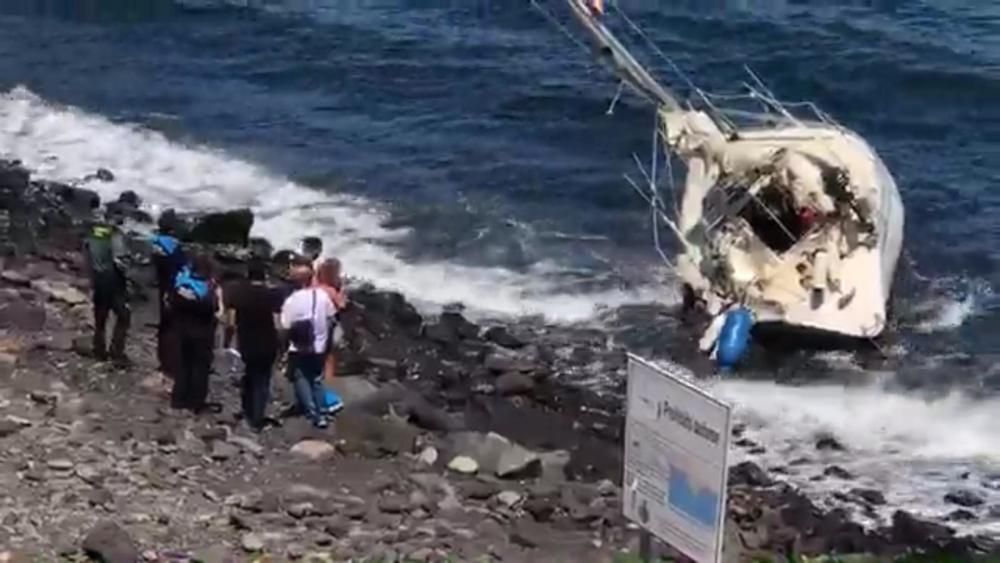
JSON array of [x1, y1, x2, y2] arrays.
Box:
[[910, 276, 992, 333], [0, 86, 666, 323], [710, 378, 1000, 535]]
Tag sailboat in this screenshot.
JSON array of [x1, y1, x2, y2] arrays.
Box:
[[558, 0, 904, 367]]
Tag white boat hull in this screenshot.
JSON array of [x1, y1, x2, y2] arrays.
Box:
[[557, 0, 906, 345], [665, 113, 905, 341]]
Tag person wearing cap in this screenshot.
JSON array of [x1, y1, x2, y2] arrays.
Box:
[[82, 208, 131, 366]]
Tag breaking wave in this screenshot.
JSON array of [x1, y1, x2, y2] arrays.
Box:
[[711, 378, 1000, 535], [0, 86, 665, 323]]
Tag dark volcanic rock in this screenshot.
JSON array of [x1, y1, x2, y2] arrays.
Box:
[[484, 326, 524, 349], [425, 311, 479, 346], [524, 497, 556, 522], [377, 495, 410, 514], [823, 465, 854, 480], [946, 509, 977, 522], [889, 510, 963, 552], [117, 190, 139, 207], [105, 190, 151, 223], [49, 181, 100, 214], [335, 411, 418, 456], [82, 521, 140, 563], [944, 489, 985, 508], [815, 433, 847, 452], [495, 373, 535, 396], [729, 461, 772, 487], [0, 419, 22, 438], [186, 208, 254, 246], [483, 350, 537, 374], [0, 160, 30, 194], [458, 480, 501, 501], [850, 488, 886, 506]]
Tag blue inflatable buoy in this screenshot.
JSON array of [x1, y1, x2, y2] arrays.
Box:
[[716, 307, 753, 370]]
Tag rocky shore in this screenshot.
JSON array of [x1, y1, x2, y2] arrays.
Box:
[[0, 157, 997, 562]]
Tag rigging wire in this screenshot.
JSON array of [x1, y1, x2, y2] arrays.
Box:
[[528, 0, 595, 59], [606, 81, 625, 115]]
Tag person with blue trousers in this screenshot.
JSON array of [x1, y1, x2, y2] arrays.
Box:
[[279, 263, 338, 429]]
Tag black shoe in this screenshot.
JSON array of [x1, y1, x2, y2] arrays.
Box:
[[110, 355, 132, 369]]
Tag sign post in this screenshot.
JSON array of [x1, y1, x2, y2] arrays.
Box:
[[622, 354, 733, 563]]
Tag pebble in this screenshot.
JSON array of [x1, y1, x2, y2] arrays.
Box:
[[596, 478, 618, 496], [290, 440, 336, 462], [228, 435, 264, 456], [241, 532, 264, 552], [408, 547, 433, 562], [47, 459, 74, 471], [210, 441, 239, 461], [447, 456, 478, 475], [496, 490, 523, 508], [417, 446, 438, 466]]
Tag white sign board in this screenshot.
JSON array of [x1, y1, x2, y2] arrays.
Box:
[[622, 354, 733, 563]]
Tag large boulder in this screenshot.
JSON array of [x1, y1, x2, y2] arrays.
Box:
[[888, 510, 972, 553], [0, 160, 30, 197], [47, 181, 101, 215], [104, 191, 151, 224], [449, 431, 541, 479], [81, 521, 140, 563], [185, 208, 254, 246], [335, 411, 419, 456]]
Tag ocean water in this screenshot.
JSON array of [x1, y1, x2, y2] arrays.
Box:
[[0, 0, 998, 535]]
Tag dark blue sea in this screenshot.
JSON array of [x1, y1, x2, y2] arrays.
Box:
[[0, 0, 997, 534]]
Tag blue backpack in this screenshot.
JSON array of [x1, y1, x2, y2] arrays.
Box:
[[152, 234, 187, 280], [151, 233, 180, 257], [173, 265, 212, 304]]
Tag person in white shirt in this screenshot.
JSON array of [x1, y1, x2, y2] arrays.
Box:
[[280, 263, 337, 428]]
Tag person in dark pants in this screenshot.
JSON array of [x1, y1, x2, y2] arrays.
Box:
[[83, 212, 131, 366], [223, 258, 282, 432], [151, 209, 186, 378], [169, 253, 220, 413]]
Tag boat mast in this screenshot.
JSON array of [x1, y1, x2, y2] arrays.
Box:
[[565, 0, 682, 112]]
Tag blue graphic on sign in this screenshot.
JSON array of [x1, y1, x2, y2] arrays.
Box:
[[666, 465, 718, 527]]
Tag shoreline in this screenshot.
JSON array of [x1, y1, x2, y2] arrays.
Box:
[[1, 157, 997, 561]]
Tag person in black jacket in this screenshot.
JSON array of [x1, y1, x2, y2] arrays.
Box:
[[223, 259, 283, 432], [170, 252, 221, 413]]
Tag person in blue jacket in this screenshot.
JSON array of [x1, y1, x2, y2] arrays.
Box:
[[151, 210, 187, 378]]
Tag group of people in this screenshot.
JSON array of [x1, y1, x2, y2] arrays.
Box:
[[83, 208, 348, 432]]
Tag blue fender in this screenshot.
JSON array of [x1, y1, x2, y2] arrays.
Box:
[[716, 307, 754, 369]]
